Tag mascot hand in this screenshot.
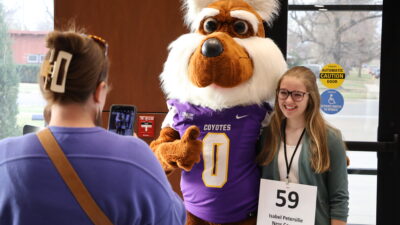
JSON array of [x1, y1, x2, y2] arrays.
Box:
[[157, 126, 202, 172], [177, 126, 203, 171]]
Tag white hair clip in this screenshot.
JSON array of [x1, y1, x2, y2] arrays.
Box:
[[42, 49, 73, 93]]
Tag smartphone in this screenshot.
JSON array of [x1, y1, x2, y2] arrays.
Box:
[[108, 104, 137, 136]]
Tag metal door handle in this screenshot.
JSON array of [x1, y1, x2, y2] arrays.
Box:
[[345, 133, 398, 152]]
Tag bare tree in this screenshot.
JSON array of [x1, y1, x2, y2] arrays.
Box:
[[3, 3, 25, 30], [42, 0, 54, 21], [288, 1, 381, 77], [2, 0, 53, 31]]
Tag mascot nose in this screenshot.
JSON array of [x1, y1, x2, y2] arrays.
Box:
[[201, 38, 224, 57]]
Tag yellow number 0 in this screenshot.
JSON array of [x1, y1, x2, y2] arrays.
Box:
[[202, 133, 230, 188]]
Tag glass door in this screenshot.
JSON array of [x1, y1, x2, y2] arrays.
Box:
[[284, 1, 383, 224]]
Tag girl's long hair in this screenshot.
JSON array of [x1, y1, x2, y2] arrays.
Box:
[[257, 66, 331, 173]]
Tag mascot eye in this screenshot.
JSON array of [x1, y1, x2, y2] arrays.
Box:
[[203, 18, 219, 33], [233, 20, 249, 35]]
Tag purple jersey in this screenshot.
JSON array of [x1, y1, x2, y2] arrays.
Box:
[[163, 99, 271, 223]]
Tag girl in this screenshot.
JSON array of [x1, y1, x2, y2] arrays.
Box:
[[258, 66, 349, 225]]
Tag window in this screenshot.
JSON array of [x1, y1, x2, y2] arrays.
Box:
[[27, 54, 40, 63], [288, 9, 382, 141], [26, 54, 46, 64], [40, 54, 45, 63], [287, 1, 382, 224], [0, 0, 53, 139]]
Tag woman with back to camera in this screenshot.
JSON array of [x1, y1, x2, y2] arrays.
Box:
[[0, 30, 186, 225], [258, 66, 349, 225]]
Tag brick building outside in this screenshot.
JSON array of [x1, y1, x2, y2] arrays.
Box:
[[9, 30, 47, 65]]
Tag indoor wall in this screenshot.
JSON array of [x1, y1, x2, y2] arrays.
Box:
[[55, 0, 188, 195]]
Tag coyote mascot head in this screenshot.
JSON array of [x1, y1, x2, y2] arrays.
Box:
[[150, 0, 287, 224]]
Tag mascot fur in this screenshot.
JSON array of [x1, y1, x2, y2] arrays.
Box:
[[150, 0, 287, 224]]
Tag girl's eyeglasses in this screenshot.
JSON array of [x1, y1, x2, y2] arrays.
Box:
[[277, 89, 308, 102]]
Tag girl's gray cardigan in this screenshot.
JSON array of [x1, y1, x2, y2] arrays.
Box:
[[261, 128, 349, 225]]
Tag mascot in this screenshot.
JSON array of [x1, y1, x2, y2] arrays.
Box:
[[150, 0, 287, 224]]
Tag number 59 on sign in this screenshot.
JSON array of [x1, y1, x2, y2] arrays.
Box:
[[257, 179, 317, 225]]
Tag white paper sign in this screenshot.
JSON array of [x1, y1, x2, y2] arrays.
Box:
[[257, 179, 317, 225]]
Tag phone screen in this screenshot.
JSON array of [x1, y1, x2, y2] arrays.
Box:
[[108, 105, 136, 136]]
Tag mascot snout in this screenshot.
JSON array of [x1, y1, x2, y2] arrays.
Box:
[[189, 32, 253, 88]]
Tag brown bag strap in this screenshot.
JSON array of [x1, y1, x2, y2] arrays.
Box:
[[36, 128, 113, 225]]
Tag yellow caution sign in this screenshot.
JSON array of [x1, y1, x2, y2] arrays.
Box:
[[319, 64, 345, 89]]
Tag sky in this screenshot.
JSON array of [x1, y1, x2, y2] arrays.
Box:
[[1, 0, 53, 31]]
